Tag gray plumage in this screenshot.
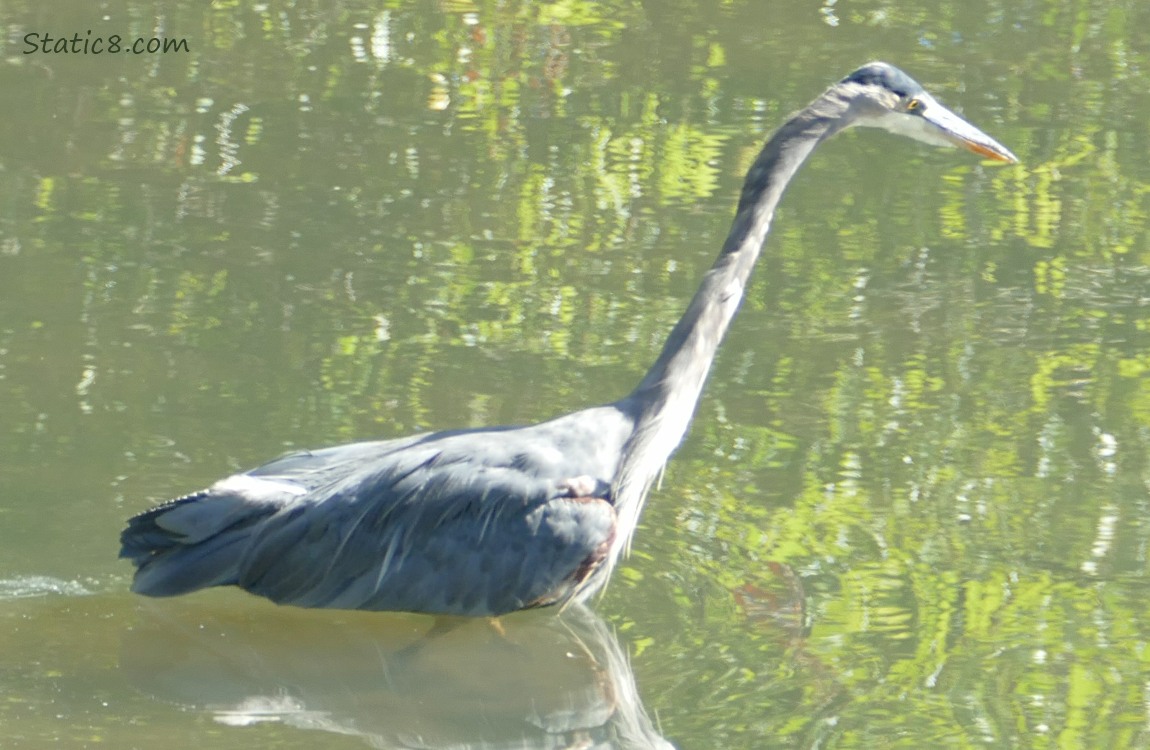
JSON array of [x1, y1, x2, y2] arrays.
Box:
[[121, 63, 1017, 616]]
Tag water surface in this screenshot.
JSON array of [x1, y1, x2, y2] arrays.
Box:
[[1, 0, 1148, 747]]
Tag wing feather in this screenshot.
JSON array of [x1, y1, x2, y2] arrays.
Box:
[[123, 404, 635, 615]]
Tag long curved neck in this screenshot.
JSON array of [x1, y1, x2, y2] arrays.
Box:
[[631, 104, 844, 406], [611, 87, 853, 529]]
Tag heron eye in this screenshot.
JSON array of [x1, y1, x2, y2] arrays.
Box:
[[906, 98, 922, 112]]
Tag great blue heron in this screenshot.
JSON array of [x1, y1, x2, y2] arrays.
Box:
[[121, 63, 1017, 616]]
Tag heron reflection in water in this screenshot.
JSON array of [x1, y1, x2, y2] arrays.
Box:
[[121, 63, 1017, 616], [122, 602, 673, 749]]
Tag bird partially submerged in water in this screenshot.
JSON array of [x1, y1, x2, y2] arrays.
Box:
[[121, 63, 1017, 616]]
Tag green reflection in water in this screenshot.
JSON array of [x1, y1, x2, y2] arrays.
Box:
[[1, 0, 1150, 747]]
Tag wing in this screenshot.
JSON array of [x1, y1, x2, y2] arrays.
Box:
[[126, 404, 635, 616], [237, 456, 618, 615]]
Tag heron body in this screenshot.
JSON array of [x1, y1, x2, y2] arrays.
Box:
[[121, 63, 1017, 616]]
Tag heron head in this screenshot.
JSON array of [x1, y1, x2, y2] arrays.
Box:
[[838, 62, 1018, 163]]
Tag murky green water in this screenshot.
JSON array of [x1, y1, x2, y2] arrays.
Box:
[[2, 0, 1149, 747]]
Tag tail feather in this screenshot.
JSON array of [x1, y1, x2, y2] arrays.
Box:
[[121, 489, 282, 598], [130, 528, 254, 596], [119, 492, 210, 563]]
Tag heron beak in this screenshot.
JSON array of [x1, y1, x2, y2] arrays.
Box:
[[922, 100, 1019, 164]]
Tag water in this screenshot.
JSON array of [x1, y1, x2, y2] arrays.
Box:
[[2, 0, 1149, 747]]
